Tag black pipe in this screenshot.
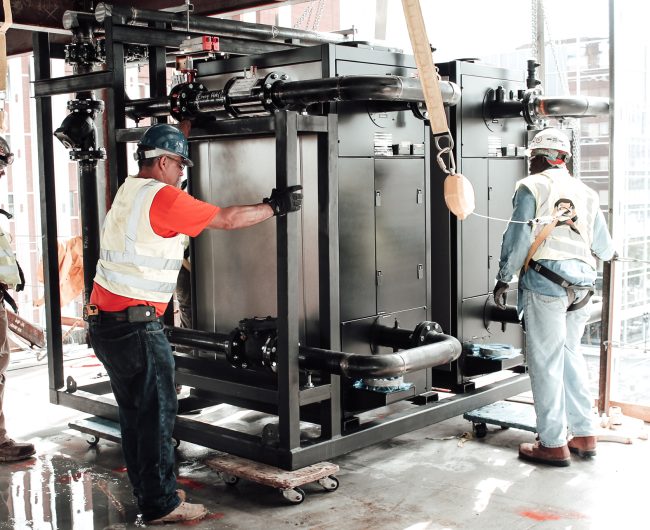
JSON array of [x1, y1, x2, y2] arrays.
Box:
[[165, 326, 231, 355], [299, 334, 461, 379], [165, 325, 461, 378], [125, 76, 461, 121], [95, 3, 345, 45], [79, 160, 99, 304], [273, 76, 460, 107], [484, 298, 604, 327]]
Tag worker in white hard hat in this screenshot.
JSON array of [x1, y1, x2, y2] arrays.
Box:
[[0, 136, 36, 463], [494, 128, 615, 467]]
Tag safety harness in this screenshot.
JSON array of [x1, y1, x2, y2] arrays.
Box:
[[522, 200, 594, 312], [0, 209, 24, 313]]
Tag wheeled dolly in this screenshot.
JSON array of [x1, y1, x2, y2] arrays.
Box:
[[69, 417, 123, 447], [206, 453, 340, 505], [68, 416, 181, 447], [463, 401, 537, 438]]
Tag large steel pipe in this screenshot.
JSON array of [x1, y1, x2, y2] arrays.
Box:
[[299, 334, 461, 379], [532, 95, 610, 119], [95, 3, 345, 45]]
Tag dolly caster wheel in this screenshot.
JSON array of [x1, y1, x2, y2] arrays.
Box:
[[318, 475, 339, 491], [86, 435, 100, 447], [219, 472, 240, 486], [280, 486, 305, 504], [473, 422, 487, 438]]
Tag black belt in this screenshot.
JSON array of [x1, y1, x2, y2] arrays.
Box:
[[95, 310, 130, 322], [84, 304, 158, 323]]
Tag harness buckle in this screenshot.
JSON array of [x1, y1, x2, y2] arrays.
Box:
[[83, 304, 99, 321]]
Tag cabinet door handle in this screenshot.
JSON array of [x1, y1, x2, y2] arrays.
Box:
[[375, 190, 382, 207]]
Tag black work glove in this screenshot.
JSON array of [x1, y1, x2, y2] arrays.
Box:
[[493, 281, 509, 309], [263, 185, 303, 216]]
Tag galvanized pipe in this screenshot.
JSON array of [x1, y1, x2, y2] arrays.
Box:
[[532, 95, 610, 119], [95, 3, 345, 45]]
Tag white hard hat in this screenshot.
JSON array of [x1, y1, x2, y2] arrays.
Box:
[[526, 128, 572, 160]]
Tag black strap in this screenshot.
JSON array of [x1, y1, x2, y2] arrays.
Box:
[[567, 289, 593, 312], [527, 259, 594, 312], [529, 260, 573, 288], [0, 287, 18, 313], [15, 261, 25, 292]]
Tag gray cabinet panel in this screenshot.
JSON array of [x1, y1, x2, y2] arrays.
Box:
[[336, 61, 424, 158], [339, 158, 376, 321], [375, 158, 426, 313], [460, 158, 488, 298], [488, 159, 526, 281], [460, 74, 525, 158]]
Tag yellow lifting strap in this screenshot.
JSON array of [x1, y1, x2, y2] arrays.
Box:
[[401, 0, 475, 220], [523, 220, 559, 272]]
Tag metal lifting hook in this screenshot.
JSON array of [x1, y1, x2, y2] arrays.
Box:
[[433, 132, 456, 175]]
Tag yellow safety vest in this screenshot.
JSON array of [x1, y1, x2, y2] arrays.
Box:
[[94, 176, 185, 303], [0, 229, 20, 288], [516, 166, 598, 269]]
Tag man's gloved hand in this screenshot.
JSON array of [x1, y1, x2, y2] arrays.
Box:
[[263, 185, 303, 216], [493, 281, 509, 309]]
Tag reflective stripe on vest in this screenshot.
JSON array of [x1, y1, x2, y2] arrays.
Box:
[[0, 231, 20, 288], [94, 177, 185, 303], [517, 167, 598, 269]]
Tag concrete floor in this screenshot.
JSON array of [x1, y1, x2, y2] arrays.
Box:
[[1, 348, 649, 529]]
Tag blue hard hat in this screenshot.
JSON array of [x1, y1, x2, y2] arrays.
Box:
[[136, 123, 193, 167]]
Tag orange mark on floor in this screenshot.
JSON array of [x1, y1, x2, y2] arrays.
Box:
[[176, 477, 206, 489], [519, 510, 562, 521], [112, 466, 128, 473]]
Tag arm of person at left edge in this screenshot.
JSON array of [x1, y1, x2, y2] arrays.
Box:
[[591, 208, 616, 261], [496, 186, 536, 283]]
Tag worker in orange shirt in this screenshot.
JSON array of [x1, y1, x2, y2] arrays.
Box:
[[86, 123, 301, 524]]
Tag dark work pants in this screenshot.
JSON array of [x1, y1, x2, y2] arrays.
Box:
[[89, 318, 180, 521]]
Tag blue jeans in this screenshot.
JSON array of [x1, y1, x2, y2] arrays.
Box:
[[89, 318, 180, 521], [521, 288, 595, 448]]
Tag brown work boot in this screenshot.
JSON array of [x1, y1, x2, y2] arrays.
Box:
[[0, 439, 36, 462], [519, 441, 571, 467], [146, 502, 207, 525], [568, 435, 597, 458]]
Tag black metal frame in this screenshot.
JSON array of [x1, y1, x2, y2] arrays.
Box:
[[34, 15, 530, 471]]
